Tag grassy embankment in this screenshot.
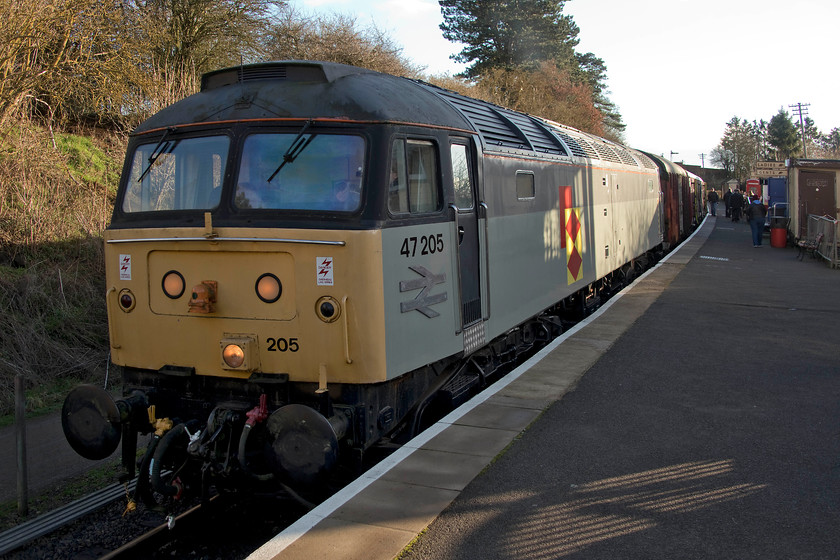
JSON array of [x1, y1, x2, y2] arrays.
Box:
[[0, 124, 125, 427]]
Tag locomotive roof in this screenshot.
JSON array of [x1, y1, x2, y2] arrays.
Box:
[[134, 61, 471, 134], [641, 151, 690, 177], [134, 60, 655, 170]]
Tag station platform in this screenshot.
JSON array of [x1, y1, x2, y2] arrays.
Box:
[[249, 214, 840, 560]]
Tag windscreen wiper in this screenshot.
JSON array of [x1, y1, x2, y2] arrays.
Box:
[[137, 127, 176, 182], [268, 119, 315, 183]]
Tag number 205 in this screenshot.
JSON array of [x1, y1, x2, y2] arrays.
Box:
[[266, 337, 299, 352]]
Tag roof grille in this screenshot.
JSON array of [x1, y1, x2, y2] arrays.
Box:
[[554, 130, 598, 159], [613, 146, 641, 166], [634, 152, 659, 169], [437, 91, 527, 149], [497, 110, 567, 155], [591, 141, 622, 164], [239, 66, 288, 82], [552, 131, 589, 158], [429, 89, 567, 155], [201, 64, 326, 91]]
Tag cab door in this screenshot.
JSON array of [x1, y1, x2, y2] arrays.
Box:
[[449, 141, 486, 352]]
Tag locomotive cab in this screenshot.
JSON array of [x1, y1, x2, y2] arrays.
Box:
[[62, 61, 488, 506]]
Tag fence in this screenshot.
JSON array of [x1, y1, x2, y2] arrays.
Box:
[[805, 214, 839, 268]]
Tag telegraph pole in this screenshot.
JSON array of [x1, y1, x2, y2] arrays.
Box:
[[789, 102, 810, 158], [698, 153, 706, 168]]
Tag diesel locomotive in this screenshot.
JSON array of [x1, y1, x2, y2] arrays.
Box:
[[62, 60, 698, 508]]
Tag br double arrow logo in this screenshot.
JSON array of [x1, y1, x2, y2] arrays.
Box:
[[399, 266, 447, 318]]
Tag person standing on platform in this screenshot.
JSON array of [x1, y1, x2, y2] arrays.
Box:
[[745, 194, 767, 247], [723, 188, 732, 217], [730, 189, 744, 222], [708, 190, 719, 216]]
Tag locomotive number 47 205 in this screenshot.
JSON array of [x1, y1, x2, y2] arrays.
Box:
[[400, 234, 444, 258]]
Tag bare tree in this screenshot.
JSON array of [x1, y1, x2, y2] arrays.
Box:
[[134, 0, 283, 72], [709, 145, 734, 180], [262, 7, 423, 77], [0, 0, 133, 128], [121, 0, 284, 121]]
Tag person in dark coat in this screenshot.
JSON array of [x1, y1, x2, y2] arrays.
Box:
[[723, 188, 732, 217], [745, 195, 768, 246], [708, 190, 719, 216], [730, 189, 744, 222]]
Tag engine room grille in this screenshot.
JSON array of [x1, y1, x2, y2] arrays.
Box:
[[432, 88, 568, 155], [591, 142, 623, 164], [401, 80, 657, 167], [614, 146, 642, 166], [497, 110, 568, 156], [201, 64, 327, 91], [437, 91, 529, 149], [634, 152, 659, 169]]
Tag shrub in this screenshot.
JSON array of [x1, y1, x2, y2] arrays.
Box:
[[0, 123, 123, 419]]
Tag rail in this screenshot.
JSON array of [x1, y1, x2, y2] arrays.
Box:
[[0, 480, 136, 555], [804, 214, 839, 268]]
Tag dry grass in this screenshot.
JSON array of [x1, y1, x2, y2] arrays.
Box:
[[0, 123, 123, 420]]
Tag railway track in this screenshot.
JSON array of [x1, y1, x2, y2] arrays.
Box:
[[99, 497, 215, 560], [0, 480, 136, 556], [1, 475, 323, 559]]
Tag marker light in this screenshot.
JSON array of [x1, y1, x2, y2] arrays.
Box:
[[315, 296, 340, 323], [222, 344, 245, 369], [162, 270, 185, 299], [118, 289, 136, 312], [255, 273, 282, 303]]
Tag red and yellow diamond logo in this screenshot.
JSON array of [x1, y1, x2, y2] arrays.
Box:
[[560, 185, 583, 284], [565, 208, 583, 283]]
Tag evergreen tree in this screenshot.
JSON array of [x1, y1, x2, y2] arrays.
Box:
[[438, 0, 623, 137], [716, 117, 758, 182], [439, 0, 579, 78], [820, 128, 840, 157], [575, 52, 625, 138], [751, 119, 771, 161], [766, 108, 801, 160], [802, 116, 821, 158]]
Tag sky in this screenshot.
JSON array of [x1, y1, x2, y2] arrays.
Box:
[[294, 0, 840, 167]]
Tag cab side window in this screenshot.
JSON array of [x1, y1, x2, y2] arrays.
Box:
[[451, 143, 474, 210], [389, 139, 441, 214]]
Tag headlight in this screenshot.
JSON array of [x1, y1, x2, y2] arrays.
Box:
[[220, 336, 258, 371], [162, 270, 185, 299], [255, 273, 282, 303], [222, 344, 245, 368]]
